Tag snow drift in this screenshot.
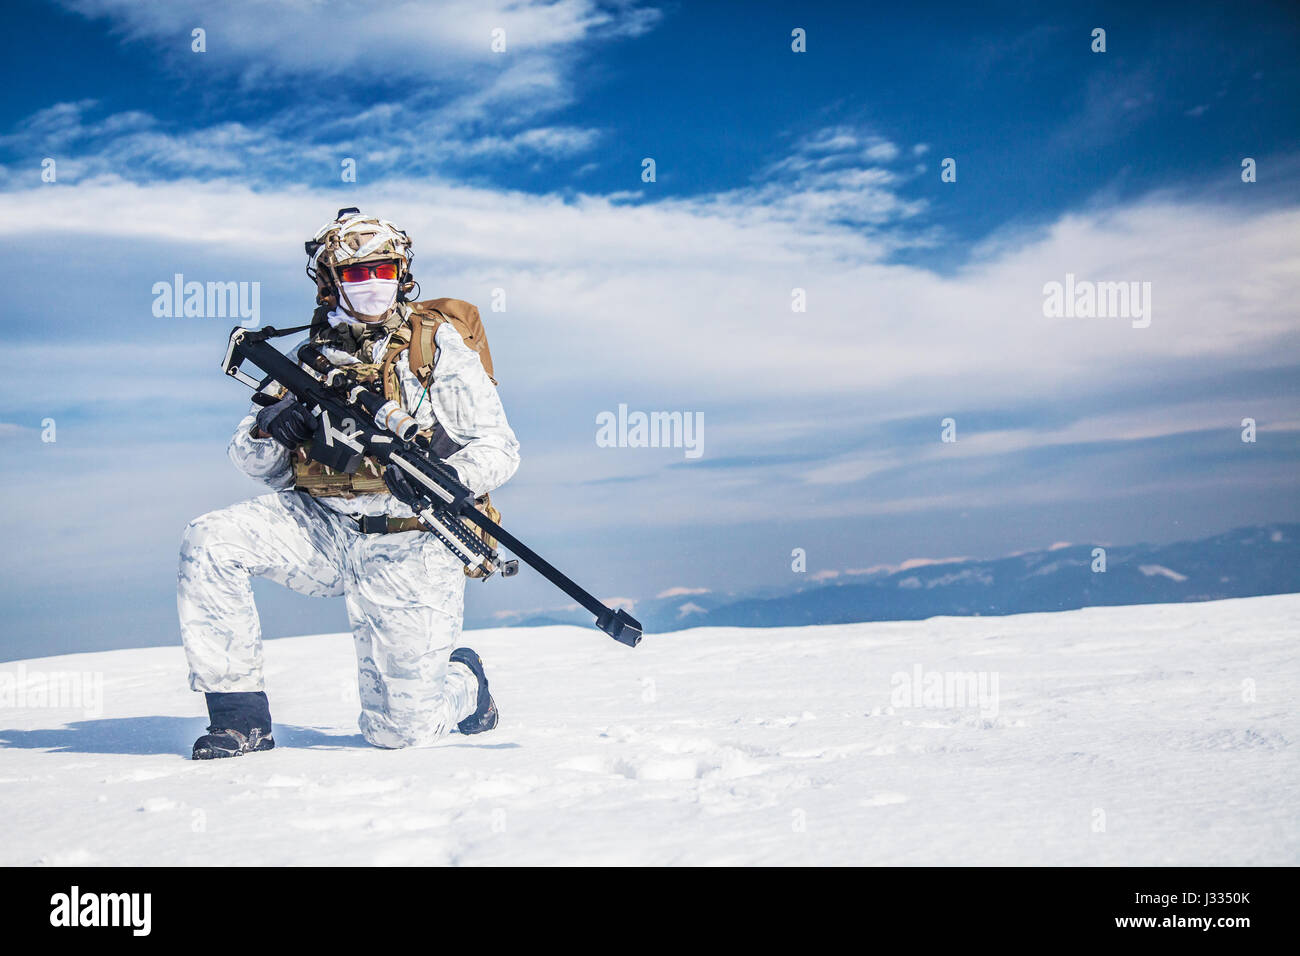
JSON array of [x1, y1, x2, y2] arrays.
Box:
[[1, 594, 1296, 865]]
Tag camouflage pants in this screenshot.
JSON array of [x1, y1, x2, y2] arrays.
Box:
[[178, 491, 478, 748]]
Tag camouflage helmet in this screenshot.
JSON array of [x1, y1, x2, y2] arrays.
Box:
[[305, 207, 416, 305]]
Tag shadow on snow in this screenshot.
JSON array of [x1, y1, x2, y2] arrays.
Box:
[[0, 717, 370, 757]]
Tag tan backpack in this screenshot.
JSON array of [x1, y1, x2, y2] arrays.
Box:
[[405, 298, 496, 386]]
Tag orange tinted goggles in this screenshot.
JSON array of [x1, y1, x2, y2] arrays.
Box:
[[340, 262, 399, 283]]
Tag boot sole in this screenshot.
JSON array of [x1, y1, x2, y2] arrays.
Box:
[[192, 738, 275, 760], [450, 647, 498, 735]]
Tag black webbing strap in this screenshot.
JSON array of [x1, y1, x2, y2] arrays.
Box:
[[243, 323, 315, 342]]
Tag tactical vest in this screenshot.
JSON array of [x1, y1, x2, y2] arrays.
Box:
[[290, 298, 502, 576]]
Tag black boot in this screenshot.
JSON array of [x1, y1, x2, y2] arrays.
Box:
[[450, 647, 498, 734], [193, 691, 275, 759]]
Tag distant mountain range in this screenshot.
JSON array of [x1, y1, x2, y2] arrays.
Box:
[[501, 524, 1300, 634]]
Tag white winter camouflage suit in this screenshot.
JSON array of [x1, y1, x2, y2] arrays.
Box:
[[178, 312, 520, 748]]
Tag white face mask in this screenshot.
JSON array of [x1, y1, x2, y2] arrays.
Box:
[[338, 278, 398, 321]]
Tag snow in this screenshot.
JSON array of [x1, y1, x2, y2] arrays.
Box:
[[1139, 564, 1190, 582], [1, 594, 1297, 865]]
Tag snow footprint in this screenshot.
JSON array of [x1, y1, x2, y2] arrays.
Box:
[[558, 753, 697, 780], [560, 746, 761, 782]]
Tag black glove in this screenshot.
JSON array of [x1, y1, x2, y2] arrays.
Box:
[[385, 457, 475, 513], [256, 396, 317, 449], [383, 463, 423, 509]]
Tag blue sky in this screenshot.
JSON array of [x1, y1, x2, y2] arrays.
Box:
[[1, 0, 1298, 658]]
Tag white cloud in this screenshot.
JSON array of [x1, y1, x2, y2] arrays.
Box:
[[0, 97, 602, 186], [1139, 564, 1189, 582], [897, 556, 971, 571], [864, 141, 900, 161], [58, 0, 659, 80], [2, 117, 1297, 541], [6, 170, 1297, 427], [458, 125, 602, 158], [34, 1, 661, 179], [656, 586, 711, 598]]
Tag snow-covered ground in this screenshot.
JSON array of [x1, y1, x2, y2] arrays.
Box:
[[1, 594, 1296, 865]]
